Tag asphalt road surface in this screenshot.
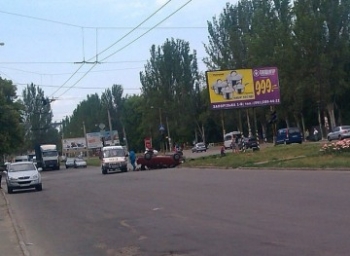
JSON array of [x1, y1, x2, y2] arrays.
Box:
[[6, 166, 350, 256]]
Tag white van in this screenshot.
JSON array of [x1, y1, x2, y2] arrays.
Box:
[[14, 155, 29, 162], [100, 146, 128, 174], [224, 131, 241, 149]]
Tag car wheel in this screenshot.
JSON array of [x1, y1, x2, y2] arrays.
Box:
[[36, 184, 43, 191], [144, 152, 152, 160], [173, 153, 180, 161], [121, 167, 128, 172], [102, 168, 107, 175], [66, 166, 68, 169], [140, 165, 146, 171], [7, 186, 13, 194]]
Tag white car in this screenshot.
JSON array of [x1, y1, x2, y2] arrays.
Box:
[[74, 158, 87, 168], [4, 161, 43, 194], [327, 125, 350, 141]]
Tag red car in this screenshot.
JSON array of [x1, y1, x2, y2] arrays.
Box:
[[136, 150, 183, 170]]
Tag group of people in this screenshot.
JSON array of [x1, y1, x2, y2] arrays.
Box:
[[220, 134, 246, 156]]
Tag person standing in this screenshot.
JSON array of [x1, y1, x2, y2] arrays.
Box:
[[313, 128, 319, 141], [129, 150, 136, 171]]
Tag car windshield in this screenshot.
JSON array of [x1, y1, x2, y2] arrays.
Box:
[[42, 151, 58, 157], [103, 149, 125, 158], [66, 158, 74, 162], [9, 163, 36, 172], [75, 159, 84, 162]]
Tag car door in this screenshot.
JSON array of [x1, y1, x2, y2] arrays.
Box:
[[331, 127, 340, 140]]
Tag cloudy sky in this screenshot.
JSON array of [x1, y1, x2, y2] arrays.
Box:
[[1, 0, 236, 122]]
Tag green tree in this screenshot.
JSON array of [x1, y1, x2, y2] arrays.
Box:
[[22, 83, 58, 149], [0, 77, 24, 157], [140, 38, 200, 148]]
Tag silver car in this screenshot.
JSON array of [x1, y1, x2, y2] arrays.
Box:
[[192, 142, 207, 153], [4, 161, 43, 194], [327, 126, 350, 141]]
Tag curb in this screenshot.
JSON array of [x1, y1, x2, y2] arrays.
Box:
[[1, 187, 31, 256]]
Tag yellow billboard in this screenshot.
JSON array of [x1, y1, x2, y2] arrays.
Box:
[[206, 67, 280, 109]]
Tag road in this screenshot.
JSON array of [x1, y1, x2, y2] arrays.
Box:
[[6, 166, 350, 256]]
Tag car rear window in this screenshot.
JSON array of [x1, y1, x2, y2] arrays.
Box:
[[289, 128, 300, 134]]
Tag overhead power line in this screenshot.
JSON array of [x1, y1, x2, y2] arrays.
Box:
[[0, 10, 206, 30], [57, 1, 194, 99], [51, 0, 173, 98]]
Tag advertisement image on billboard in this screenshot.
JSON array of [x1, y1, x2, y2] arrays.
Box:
[[62, 137, 86, 150], [206, 67, 280, 109], [86, 130, 119, 148]]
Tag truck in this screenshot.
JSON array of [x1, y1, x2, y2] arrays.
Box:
[[35, 144, 60, 171]]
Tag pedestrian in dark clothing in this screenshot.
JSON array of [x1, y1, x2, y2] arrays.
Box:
[[129, 151, 136, 171]]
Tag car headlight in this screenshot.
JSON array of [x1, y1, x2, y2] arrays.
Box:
[[33, 174, 38, 179], [9, 177, 17, 181]]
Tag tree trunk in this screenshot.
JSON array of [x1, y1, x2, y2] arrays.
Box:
[[238, 109, 243, 133], [326, 103, 336, 130], [202, 124, 205, 144], [246, 109, 252, 137], [300, 113, 306, 141]]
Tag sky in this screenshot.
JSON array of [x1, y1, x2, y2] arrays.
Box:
[[1, 0, 236, 122]]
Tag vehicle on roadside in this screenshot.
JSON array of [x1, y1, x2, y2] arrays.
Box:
[[4, 161, 43, 194], [65, 158, 75, 169], [137, 149, 183, 170], [191, 142, 207, 153], [327, 126, 350, 141], [239, 137, 260, 151], [14, 155, 29, 162], [35, 144, 60, 170], [224, 131, 242, 149], [275, 127, 303, 145], [100, 145, 128, 174], [74, 158, 87, 168]]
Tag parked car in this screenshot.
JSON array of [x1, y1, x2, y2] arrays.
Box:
[[74, 158, 87, 168], [4, 161, 43, 194], [239, 137, 260, 151], [65, 158, 75, 169], [276, 127, 303, 145], [327, 126, 350, 141], [191, 142, 207, 153]]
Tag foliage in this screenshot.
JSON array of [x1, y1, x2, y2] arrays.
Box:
[[0, 77, 24, 156], [21, 83, 59, 150]]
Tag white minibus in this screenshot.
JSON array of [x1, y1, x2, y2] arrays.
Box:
[[224, 131, 241, 149]]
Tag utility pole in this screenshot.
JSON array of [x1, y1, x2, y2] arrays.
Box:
[[107, 108, 114, 145], [82, 121, 88, 158]]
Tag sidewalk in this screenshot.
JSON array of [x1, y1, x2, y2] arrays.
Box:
[[0, 181, 27, 256]]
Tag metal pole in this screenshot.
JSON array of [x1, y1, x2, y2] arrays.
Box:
[[107, 109, 114, 145], [82, 121, 88, 158], [166, 116, 170, 152]]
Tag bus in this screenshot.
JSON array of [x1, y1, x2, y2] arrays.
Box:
[[223, 131, 241, 149]]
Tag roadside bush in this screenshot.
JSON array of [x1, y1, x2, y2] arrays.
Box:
[[320, 139, 350, 153]]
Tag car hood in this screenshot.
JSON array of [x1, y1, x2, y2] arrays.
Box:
[[8, 170, 38, 179]]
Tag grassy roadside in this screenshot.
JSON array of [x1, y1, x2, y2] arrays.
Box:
[[182, 142, 350, 169]]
